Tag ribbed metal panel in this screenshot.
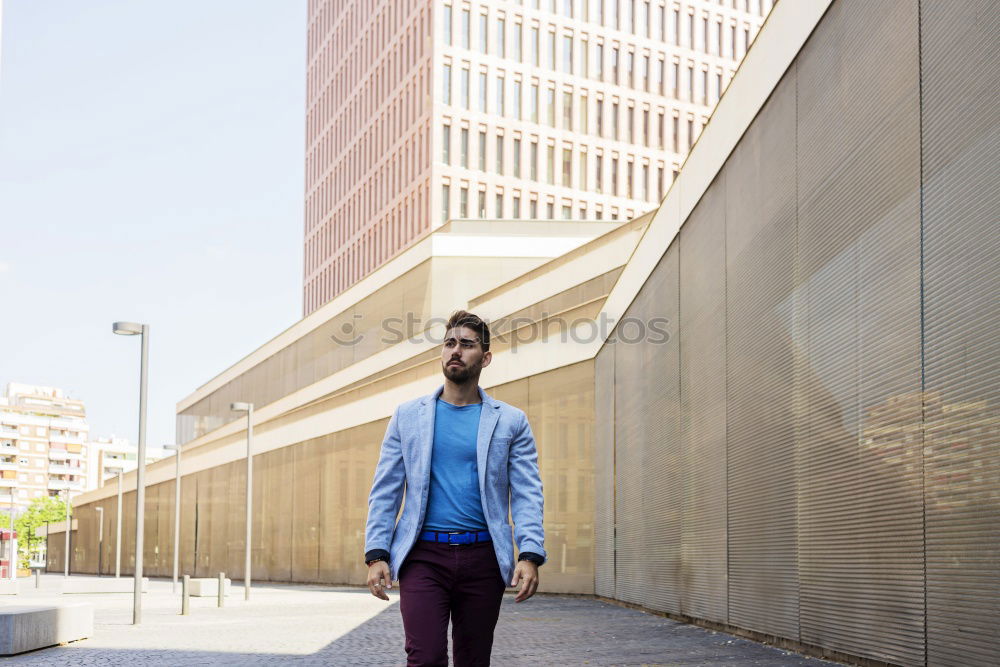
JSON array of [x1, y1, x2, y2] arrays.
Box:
[[794, 0, 924, 664], [679, 178, 729, 624], [724, 72, 800, 639], [922, 1, 1000, 664], [595, 345, 616, 599], [613, 243, 682, 613]]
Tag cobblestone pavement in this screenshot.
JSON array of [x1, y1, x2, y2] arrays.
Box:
[[4, 575, 843, 666]]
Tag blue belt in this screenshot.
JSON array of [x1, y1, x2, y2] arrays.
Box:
[[419, 529, 491, 544]]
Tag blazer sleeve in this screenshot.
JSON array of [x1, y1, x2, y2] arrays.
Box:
[[364, 406, 406, 554], [508, 410, 546, 562]]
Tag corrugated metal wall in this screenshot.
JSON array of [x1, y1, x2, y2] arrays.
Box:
[[921, 1, 1000, 665], [594, 0, 997, 664]]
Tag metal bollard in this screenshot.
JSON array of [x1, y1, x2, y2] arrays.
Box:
[[34, 569, 40, 588], [181, 575, 190, 615], [218, 572, 225, 608]]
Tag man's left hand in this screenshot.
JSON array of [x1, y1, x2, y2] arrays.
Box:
[[511, 561, 539, 602]]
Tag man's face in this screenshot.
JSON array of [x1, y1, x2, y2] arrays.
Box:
[[441, 325, 491, 383]]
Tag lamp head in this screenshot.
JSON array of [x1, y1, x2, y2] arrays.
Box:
[[230, 402, 253, 412], [112, 321, 143, 336]]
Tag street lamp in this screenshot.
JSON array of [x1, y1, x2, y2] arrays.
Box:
[[112, 320, 149, 625], [107, 467, 124, 579], [163, 444, 181, 594], [64, 487, 70, 577], [230, 402, 254, 601], [95, 506, 104, 576]]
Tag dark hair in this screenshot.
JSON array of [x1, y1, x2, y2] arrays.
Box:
[[446, 310, 491, 351]]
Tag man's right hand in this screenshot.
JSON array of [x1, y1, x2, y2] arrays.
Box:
[[367, 561, 392, 601]]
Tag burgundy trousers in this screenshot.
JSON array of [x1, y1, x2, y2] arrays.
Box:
[[398, 539, 507, 666]]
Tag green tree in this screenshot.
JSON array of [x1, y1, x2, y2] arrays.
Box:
[[5, 497, 69, 570]]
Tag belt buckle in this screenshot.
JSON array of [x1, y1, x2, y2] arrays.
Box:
[[446, 531, 462, 545]]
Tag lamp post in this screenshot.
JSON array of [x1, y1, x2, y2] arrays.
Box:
[[113, 320, 149, 625], [63, 487, 70, 577], [95, 506, 104, 576], [163, 444, 181, 594], [108, 468, 124, 578], [230, 402, 253, 601]]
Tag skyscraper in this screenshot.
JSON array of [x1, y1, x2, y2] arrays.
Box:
[[304, 0, 772, 315]]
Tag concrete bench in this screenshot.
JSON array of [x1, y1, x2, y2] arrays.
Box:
[[188, 577, 231, 597], [61, 577, 149, 594], [0, 580, 18, 595], [0, 603, 93, 655]]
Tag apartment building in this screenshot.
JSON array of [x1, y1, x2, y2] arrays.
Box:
[[0, 383, 89, 514], [86, 435, 170, 491], [303, 0, 773, 314]]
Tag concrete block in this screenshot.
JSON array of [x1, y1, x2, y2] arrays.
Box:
[[188, 577, 232, 597], [0, 580, 18, 595], [61, 577, 149, 594], [0, 603, 93, 655]]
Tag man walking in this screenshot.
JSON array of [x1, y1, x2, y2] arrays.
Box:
[[364, 310, 546, 666]]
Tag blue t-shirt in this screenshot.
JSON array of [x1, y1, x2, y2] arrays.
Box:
[[421, 398, 487, 532]]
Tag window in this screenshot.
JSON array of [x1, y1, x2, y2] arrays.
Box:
[[673, 9, 680, 45], [672, 116, 679, 152], [513, 138, 522, 178], [563, 0, 573, 18], [461, 128, 469, 167], [547, 145, 555, 184], [443, 64, 452, 104], [513, 80, 523, 119], [496, 135, 504, 173], [655, 5, 664, 41], [612, 102, 619, 140], [530, 199, 538, 218], [548, 31, 556, 69], [716, 21, 723, 56], [596, 43, 604, 79], [596, 154, 603, 191], [716, 72, 723, 101], [658, 166, 665, 199], [460, 187, 469, 217], [671, 62, 679, 97], [687, 64, 694, 101], [546, 87, 556, 126], [611, 157, 619, 195], [513, 22, 522, 61], [626, 50, 634, 88], [627, 160, 634, 198], [657, 59, 665, 95], [701, 69, 708, 105], [643, 109, 649, 146], [547, 202, 555, 219], [443, 6, 452, 45], [461, 67, 470, 108], [702, 17, 708, 54], [628, 106, 634, 143], [580, 92, 588, 132], [731, 25, 737, 59], [442, 123, 451, 162], [479, 72, 487, 111], [497, 76, 505, 115], [687, 13, 694, 48], [581, 37, 589, 77], [563, 35, 573, 74], [578, 151, 587, 190], [530, 84, 539, 122], [497, 18, 505, 57], [562, 91, 573, 130], [478, 190, 486, 218], [495, 193, 503, 217], [687, 118, 694, 149], [562, 148, 572, 186], [642, 164, 649, 200], [479, 13, 488, 53], [513, 194, 521, 218], [657, 112, 665, 149], [461, 9, 470, 49], [478, 130, 487, 170], [641, 2, 650, 37], [530, 141, 539, 180], [596, 99, 604, 135], [530, 28, 539, 66], [611, 47, 619, 83], [562, 205, 572, 220], [642, 55, 650, 92]]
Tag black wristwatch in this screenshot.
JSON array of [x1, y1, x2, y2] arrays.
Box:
[[518, 552, 545, 566]]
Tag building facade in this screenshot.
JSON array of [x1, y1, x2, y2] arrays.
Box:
[[303, 0, 773, 314], [85, 435, 169, 492], [0, 383, 89, 513]]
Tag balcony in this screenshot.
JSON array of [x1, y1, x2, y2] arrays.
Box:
[[0, 478, 16, 489], [48, 462, 72, 475], [0, 462, 18, 473], [49, 433, 86, 446], [47, 478, 83, 491], [48, 449, 69, 461]]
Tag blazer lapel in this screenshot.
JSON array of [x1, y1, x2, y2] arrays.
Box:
[[475, 386, 501, 498]]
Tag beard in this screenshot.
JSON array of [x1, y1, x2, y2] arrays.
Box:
[[443, 360, 480, 384]]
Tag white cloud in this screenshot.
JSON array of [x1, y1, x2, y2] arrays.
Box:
[[0, 262, 10, 273]]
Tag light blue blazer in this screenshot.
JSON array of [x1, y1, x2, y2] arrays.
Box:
[[364, 384, 546, 586]]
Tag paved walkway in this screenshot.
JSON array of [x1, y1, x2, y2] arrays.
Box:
[[4, 575, 843, 665]]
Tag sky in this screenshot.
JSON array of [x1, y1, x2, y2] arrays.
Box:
[[0, 1, 307, 449]]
